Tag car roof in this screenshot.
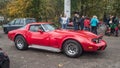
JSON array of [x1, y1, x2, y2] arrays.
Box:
[[25, 22, 53, 30], [29, 22, 52, 25]]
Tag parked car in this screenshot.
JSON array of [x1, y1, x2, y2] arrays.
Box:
[[0, 48, 10, 68], [2, 18, 36, 34], [8, 23, 107, 58]]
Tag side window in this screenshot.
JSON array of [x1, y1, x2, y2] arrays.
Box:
[[14, 19, 21, 25], [19, 19, 24, 25], [9, 19, 16, 25], [39, 25, 44, 31], [30, 25, 41, 32]]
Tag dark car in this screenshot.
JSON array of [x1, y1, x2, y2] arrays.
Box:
[[0, 48, 10, 68], [2, 18, 36, 34]]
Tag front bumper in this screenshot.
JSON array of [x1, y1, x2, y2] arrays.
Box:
[[83, 40, 107, 52]]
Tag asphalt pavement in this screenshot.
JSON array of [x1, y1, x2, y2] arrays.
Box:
[[0, 29, 120, 68]]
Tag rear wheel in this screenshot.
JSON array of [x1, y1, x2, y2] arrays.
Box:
[[63, 40, 83, 58], [15, 35, 28, 50]]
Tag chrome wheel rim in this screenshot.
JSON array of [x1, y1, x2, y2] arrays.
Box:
[[16, 38, 24, 49], [66, 43, 78, 55]]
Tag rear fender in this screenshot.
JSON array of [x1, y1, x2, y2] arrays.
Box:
[[14, 33, 29, 44]]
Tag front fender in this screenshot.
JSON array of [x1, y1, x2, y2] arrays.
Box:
[[59, 35, 89, 49]]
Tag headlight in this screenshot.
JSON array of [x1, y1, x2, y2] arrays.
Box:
[[92, 38, 99, 43], [92, 35, 103, 43]]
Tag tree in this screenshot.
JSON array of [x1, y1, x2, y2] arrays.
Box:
[[1, 0, 119, 23], [6, 0, 32, 18], [113, 0, 120, 16]]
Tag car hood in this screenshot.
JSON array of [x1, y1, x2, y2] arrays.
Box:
[[52, 29, 98, 39]]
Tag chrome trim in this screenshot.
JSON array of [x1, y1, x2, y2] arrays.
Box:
[[29, 45, 61, 52]]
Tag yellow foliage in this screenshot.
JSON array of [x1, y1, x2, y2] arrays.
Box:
[[7, 0, 32, 17], [6, 0, 58, 21]]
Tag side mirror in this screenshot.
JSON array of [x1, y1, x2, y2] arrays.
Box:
[[38, 29, 43, 33]]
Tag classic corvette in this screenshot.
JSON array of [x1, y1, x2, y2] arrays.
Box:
[[8, 22, 107, 58]]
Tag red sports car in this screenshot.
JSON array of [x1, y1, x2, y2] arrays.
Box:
[[8, 23, 107, 58]]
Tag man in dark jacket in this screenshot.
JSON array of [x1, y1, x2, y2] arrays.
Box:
[[73, 12, 79, 30], [79, 15, 85, 30]]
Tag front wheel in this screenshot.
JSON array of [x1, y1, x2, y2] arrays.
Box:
[[63, 40, 83, 58], [15, 35, 28, 50]]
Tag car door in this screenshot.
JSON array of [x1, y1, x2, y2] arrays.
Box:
[[27, 24, 50, 46]]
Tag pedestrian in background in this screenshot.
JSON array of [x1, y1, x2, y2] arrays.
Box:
[[61, 14, 69, 29], [73, 12, 79, 30], [79, 15, 85, 30], [108, 16, 114, 35], [90, 15, 99, 34], [115, 25, 119, 36], [113, 16, 119, 36], [84, 17, 90, 31]]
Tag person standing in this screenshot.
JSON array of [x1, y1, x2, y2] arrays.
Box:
[[113, 16, 119, 36], [61, 14, 69, 29], [73, 12, 79, 30], [84, 17, 90, 31], [90, 15, 99, 34], [79, 15, 85, 30], [115, 25, 119, 37]]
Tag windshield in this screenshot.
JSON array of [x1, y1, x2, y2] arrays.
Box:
[[42, 24, 56, 31]]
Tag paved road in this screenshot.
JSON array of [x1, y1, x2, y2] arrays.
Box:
[[0, 30, 120, 68]]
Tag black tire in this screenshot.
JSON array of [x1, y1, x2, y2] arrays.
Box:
[[63, 40, 83, 58], [15, 35, 28, 50], [3, 28, 8, 34], [1, 59, 10, 68]]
